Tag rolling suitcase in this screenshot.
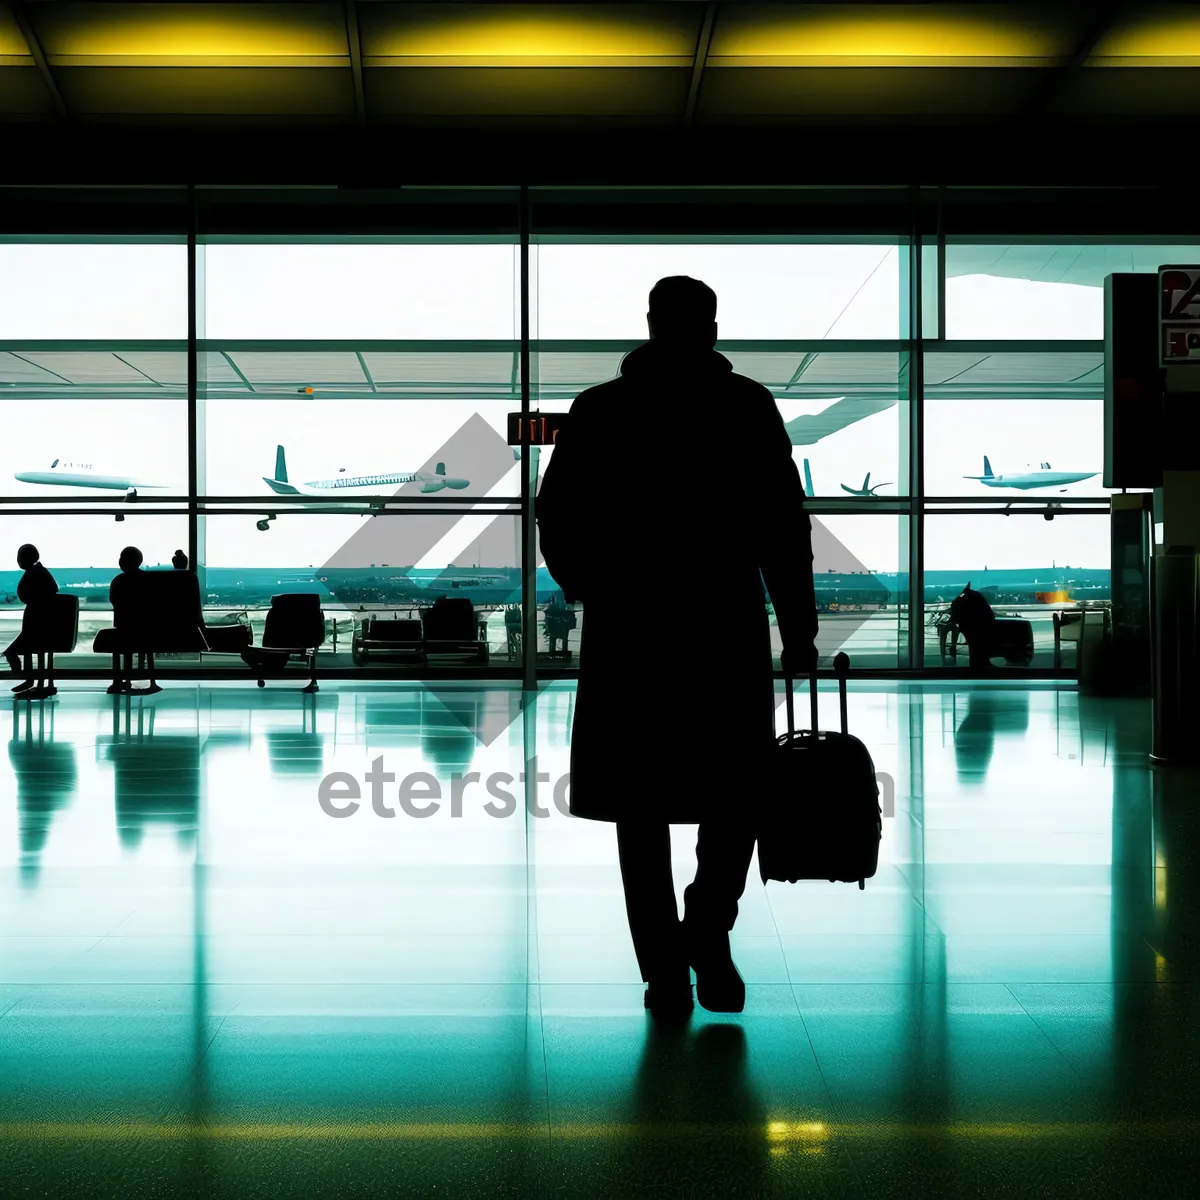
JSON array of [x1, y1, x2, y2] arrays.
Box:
[[758, 652, 882, 890]]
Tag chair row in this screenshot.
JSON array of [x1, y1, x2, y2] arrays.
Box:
[[10, 586, 491, 695]]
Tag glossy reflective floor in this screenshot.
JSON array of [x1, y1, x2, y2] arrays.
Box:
[[1, 681, 1196, 1197]]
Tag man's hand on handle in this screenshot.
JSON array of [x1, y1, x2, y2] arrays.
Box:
[[780, 643, 819, 676]]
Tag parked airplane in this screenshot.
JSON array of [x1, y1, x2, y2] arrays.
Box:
[[256, 445, 470, 531], [801, 459, 891, 497], [14, 458, 166, 496], [964, 456, 1097, 491]]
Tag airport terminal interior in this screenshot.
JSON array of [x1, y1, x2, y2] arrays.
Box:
[[2, 1, 1200, 1196]]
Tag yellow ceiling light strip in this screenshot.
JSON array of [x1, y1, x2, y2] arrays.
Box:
[[362, 3, 698, 68], [0, 3, 32, 62], [34, 2, 348, 66], [708, 4, 1075, 68], [1090, 6, 1200, 66]]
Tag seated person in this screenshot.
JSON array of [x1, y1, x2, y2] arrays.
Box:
[[4, 543, 59, 694], [172, 548, 189, 570], [107, 546, 161, 695], [948, 582, 1031, 669]]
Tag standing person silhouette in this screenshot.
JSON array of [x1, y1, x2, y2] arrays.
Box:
[[4, 544, 59, 694], [537, 276, 818, 1019]]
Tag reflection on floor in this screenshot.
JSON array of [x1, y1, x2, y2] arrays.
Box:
[[0, 681, 1196, 1197]]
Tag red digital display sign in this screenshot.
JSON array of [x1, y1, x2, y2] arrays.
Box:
[[507, 413, 567, 446]]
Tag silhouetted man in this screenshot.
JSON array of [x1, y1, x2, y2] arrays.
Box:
[[172, 549, 188, 570], [4, 544, 58, 694], [108, 546, 160, 695], [537, 276, 818, 1019]]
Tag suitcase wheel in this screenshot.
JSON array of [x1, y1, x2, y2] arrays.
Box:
[[858, 879, 865, 890]]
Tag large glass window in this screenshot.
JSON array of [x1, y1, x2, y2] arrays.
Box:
[[1, 210, 1171, 679], [534, 241, 902, 339], [0, 239, 189, 666], [923, 514, 1110, 668], [0, 242, 186, 338], [531, 238, 909, 670], [197, 238, 521, 671], [944, 242, 1200, 340]]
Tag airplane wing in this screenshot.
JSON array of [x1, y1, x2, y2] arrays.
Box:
[[783, 393, 898, 446]]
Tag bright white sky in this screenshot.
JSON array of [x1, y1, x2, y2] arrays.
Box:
[[0, 241, 1146, 573]]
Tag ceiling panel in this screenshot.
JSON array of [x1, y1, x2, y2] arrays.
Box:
[[55, 66, 354, 115], [361, 3, 700, 66], [367, 66, 689, 118], [699, 66, 1043, 118], [708, 4, 1079, 67], [32, 2, 348, 64], [1090, 6, 1200, 66], [0, 66, 52, 113]]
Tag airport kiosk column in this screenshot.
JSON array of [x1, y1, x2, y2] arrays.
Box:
[[1151, 269, 1200, 763]]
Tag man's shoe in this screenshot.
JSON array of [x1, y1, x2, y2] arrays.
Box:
[[11, 681, 34, 693], [643, 975, 694, 1022], [106, 682, 131, 695], [687, 929, 746, 1014]]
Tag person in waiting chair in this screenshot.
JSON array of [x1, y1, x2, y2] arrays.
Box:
[[107, 546, 160, 695], [4, 544, 59, 695], [172, 549, 188, 570], [537, 276, 819, 1020]]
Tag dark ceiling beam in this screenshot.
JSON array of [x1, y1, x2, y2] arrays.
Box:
[[11, 1, 68, 119], [683, 2, 717, 127], [344, 0, 367, 125], [1018, 1, 1125, 121]]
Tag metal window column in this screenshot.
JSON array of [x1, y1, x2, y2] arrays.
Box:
[[520, 186, 536, 691], [908, 193, 926, 670], [187, 185, 199, 571]]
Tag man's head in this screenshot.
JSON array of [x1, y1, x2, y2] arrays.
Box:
[[16, 543, 39, 570], [647, 276, 717, 348], [119, 546, 144, 573]]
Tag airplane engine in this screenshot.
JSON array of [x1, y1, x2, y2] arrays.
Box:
[[442, 477, 470, 490]]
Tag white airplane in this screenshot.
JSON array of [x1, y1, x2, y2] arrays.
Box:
[[15, 458, 166, 496], [964, 456, 1097, 491], [256, 445, 470, 531]]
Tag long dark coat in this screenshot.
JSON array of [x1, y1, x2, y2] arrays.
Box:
[[16, 562, 58, 642], [536, 341, 817, 823]]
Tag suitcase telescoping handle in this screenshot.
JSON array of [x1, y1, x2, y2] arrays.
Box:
[[784, 652, 850, 737]]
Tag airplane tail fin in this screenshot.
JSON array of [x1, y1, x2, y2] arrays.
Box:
[[803, 458, 814, 496], [435, 461, 446, 476], [862, 472, 871, 491], [982, 455, 994, 479], [274, 445, 288, 484]]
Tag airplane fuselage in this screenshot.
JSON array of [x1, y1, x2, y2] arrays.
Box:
[[264, 470, 470, 497], [970, 470, 1097, 490], [15, 465, 161, 491]]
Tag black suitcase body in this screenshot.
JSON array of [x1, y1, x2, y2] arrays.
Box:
[[758, 653, 882, 889]]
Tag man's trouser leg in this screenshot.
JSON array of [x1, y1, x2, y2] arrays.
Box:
[[683, 819, 757, 938], [615, 820, 684, 983]]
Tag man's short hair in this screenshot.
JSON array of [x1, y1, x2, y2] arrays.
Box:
[[119, 546, 143, 569], [648, 276, 717, 341]]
